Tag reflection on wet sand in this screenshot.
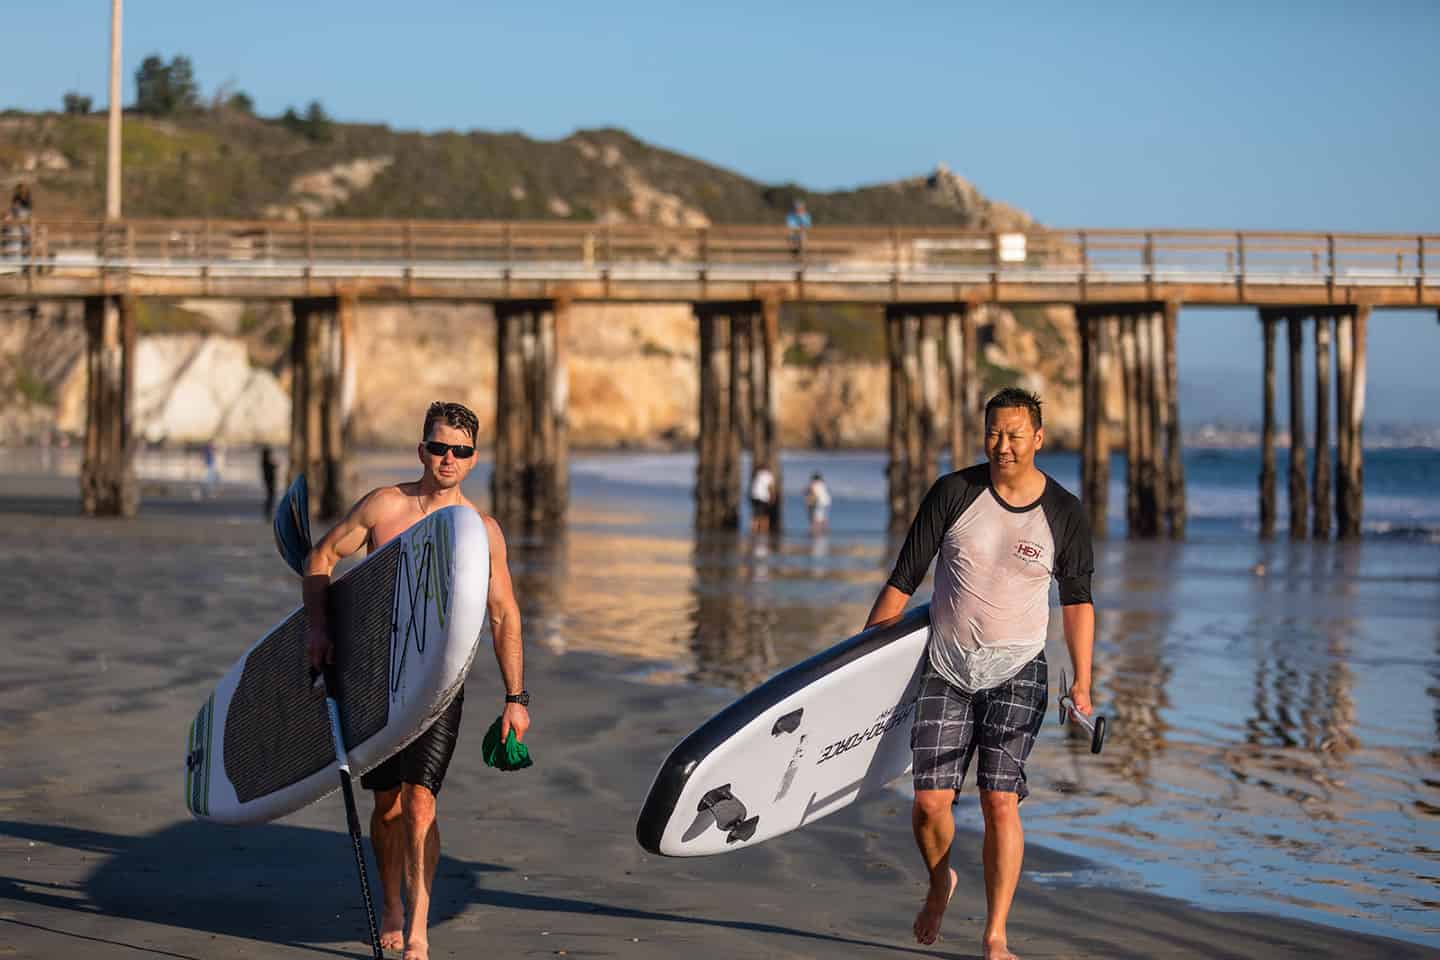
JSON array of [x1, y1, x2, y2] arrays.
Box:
[[1077, 542, 1179, 787], [688, 534, 779, 690], [686, 533, 877, 691], [1230, 544, 1361, 803], [1102, 606, 1174, 786]]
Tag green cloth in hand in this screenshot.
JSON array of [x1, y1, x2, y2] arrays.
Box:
[[482, 716, 533, 771]]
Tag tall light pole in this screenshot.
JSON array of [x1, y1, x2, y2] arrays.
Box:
[[105, 0, 122, 220]]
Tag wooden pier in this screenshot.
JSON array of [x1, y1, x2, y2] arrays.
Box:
[[2, 219, 1432, 535]]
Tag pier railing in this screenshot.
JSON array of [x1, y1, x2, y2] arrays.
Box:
[[3, 219, 1436, 297]]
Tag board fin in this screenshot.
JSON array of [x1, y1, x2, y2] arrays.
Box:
[[273, 474, 313, 576], [726, 816, 759, 843], [694, 785, 760, 845]]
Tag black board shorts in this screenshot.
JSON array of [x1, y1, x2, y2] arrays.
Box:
[[361, 686, 464, 796], [910, 652, 1047, 800]]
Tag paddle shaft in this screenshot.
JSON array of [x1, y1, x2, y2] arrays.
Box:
[[321, 669, 384, 960]]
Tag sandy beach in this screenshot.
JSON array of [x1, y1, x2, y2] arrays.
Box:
[[0, 469, 1433, 960]]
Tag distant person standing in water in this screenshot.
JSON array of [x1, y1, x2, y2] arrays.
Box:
[[203, 441, 219, 498], [786, 199, 811, 260], [805, 471, 831, 535], [863, 387, 1095, 957], [260, 445, 278, 516], [750, 462, 776, 535]]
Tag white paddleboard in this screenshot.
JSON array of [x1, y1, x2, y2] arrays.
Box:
[[637, 605, 931, 856], [185, 506, 490, 824]]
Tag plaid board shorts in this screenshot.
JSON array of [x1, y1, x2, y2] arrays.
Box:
[[911, 651, 1048, 801]]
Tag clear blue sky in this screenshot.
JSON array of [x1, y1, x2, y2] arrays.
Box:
[[8, 1, 1439, 426]]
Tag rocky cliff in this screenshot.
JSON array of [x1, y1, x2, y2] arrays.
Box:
[[4, 298, 1085, 450]]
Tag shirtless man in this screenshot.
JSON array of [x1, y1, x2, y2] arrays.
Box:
[[303, 401, 530, 960], [864, 387, 1095, 958]]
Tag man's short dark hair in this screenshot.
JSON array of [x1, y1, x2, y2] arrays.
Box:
[[984, 387, 1043, 430], [423, 401, 479, 443]]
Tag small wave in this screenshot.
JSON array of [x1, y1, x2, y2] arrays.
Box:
[[1363, 521, 1440, 542]]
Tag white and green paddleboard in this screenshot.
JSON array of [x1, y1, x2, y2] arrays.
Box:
[[185, 482, 490, 824]]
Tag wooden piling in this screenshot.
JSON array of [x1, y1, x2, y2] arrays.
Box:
[[694, 309, 719, 528], [518, 310, 539, 521], [1259, 310, 1278, 539], [1079, 308, 1093, 528], [492, 301, 568, 527], [1334, 310, 1352, 539], [1078, 308, 1111, 540], [318, 294, 353, 520], [1135, 311, 1157, 537], [80, 294, 138, 516], [289, 297, 351, 521], [1119, 314, 1141, 536], [695, 301, 775, 530], [716, 314, 737, 529], [886, 307, 907, 530], [1287, 315, 1309, 540], [961, 309, 979, 462], [760, 297, 783, 532], [919, 314, 942, 489], [943, 311, 965, 470], [287, 301, 312, 489], [531, 307, 556, 528], [725, 311, 745, 528], [1093, 316, 1112, 540], [1147, 310, 1170, 537], [1338, 305, 1368, 539], [1162, 300, 1185, 539], [1312, 314, 1332, 539], [492, 303, 527, 522], [731, 313, 752, 454], [901, 313, 924, 513], [552, 299, 570, 519]]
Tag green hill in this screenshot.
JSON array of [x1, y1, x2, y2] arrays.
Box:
[[0, 111, 1030, 228]]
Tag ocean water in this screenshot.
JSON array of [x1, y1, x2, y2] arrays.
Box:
[[4, 444, 1437, 945]]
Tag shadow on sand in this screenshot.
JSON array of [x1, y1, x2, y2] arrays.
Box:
[[1, 819, 975, 959]]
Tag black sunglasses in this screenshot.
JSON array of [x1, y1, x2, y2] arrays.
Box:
[[423, 440, 476, 459]]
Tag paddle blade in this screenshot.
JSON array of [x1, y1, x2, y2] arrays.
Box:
[[272, 474, 313, 576]]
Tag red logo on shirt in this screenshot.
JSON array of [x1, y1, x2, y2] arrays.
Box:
[[1014, 540, 1045, 564]]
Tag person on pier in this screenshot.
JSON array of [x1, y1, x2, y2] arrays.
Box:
[[862, 387, 1096, 958], [302, 401, 531, 960]]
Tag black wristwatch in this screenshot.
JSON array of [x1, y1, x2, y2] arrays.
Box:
[[504, 690, 530, 707]]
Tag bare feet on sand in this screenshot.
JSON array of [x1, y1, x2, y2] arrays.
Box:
[[913, 867, 958, 945], [378, 913, 404, 953], [983, 935, 1019, 959], [402, 937, 428, 960]]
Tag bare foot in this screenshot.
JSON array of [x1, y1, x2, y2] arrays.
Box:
[[378, 909, 404, 952], [913, 867, 958, 945], [984, 936, 1019, 959], [402, 936, 429, 960]]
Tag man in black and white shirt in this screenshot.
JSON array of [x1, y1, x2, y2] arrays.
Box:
[[864, 387, 1095, 958]]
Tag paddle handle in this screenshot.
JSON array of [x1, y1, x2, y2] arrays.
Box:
[[1057, 669, 1107, 754]]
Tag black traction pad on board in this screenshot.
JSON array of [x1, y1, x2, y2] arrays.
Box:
[[223, 542, 400, 801]]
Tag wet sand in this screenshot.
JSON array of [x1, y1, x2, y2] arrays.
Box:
[[0, 475, 1430, 959]]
